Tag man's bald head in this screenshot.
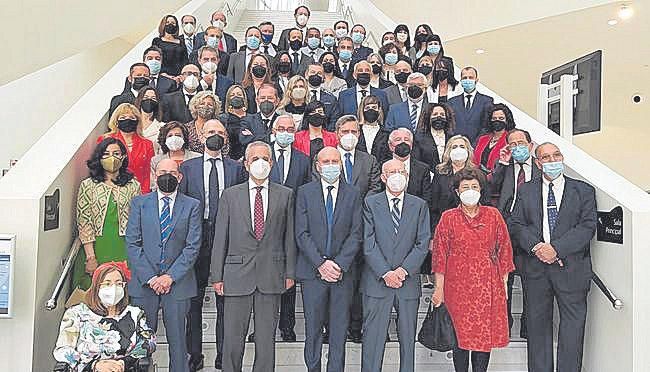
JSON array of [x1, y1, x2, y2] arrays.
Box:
[[382, 159, 406, 174]]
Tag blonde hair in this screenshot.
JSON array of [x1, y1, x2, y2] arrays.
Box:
[[188, 91, 221, 120], [436, 134, 477, 175], [224, 84, 248, 114], [278, 75, 308, 111], [107, 103, 143, 136]]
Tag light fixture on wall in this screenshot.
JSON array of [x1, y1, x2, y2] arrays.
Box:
[[618, 4, 634, 20], [607, 19, 618, 26], [475, 49, 486, 54]]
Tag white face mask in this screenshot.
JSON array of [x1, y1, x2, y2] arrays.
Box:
[[296, 14, 308, 26], [201, 61, 218, 74], [212, 20, 226, 29], [459, 189, 481, 206], [98, 285, 125, 307], [449, 147, 468, 162], [396, 33, 408, 43], [165, 136, 185, 151], [249, 159, 271, 180], [183, 74, 199, 90], [386, 173, 407, 193], [335, 28, 348, 39], [183, 23, 195, 35], [340, 133, 358, 151], [291, 87, 307, 100]]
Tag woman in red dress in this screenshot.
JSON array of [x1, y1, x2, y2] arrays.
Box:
[[431, 168, 514, 372]]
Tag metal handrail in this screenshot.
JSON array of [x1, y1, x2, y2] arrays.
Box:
[[45, 238, 82, 311], [592, 272, 623, 310]]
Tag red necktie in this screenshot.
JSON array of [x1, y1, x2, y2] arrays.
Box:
[[253, 186, 265, 240], [517, 164, 526, 187], [218, 38, 225, 52]]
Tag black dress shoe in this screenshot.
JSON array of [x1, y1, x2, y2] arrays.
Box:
[[248, 332, 255, 342], [281, 329, 296, 342], [520, 319, 528, 339], [189, 354, 204, 372], [347, 330, 362, 343], [214, 356, 223, 370]]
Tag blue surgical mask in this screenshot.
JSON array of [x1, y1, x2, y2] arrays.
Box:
[[320, 164, 341, 184], [542, 161, 564, 180], [384, 52, 398, 65], [207, 36, 219, 48], [261, 33, 273, 45], [246, 36, 261, 50], [460, 78, 476, 93], [145, 59, 161, 75], [339, 49, 352, 62], [351, 31, 365, 44], [275, 132, 295, 148], [307, 37, 320, 49], [511, 145, 530, 163], [427, 44, 441, 55], [323, 35, 336, 47]]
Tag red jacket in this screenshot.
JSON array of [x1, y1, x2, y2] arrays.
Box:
[[292, 130, 339, 157], [98, 132, 155, 193], [473, 132, 507, 172]]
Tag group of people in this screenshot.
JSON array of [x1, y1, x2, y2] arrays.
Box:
[[54, 5, 598, 372]]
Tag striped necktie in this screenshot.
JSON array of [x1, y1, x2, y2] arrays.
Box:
[[160, 196, 171, 270], [325, 185, 335, 257], [391, 198, 401, 235], [410, 103, 418, 131], [547, 183, 559, 235]]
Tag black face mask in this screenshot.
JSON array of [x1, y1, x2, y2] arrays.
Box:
[[418, 65, 433, 76], [395, 71, 410, 84], [436, 69, 449, 81], [140, 99, 158, 114], [363, 109, 379, 123], [407, 85, 423, 100], [356, 72, 371, 86], [371, 64, 382, 75], [489, 120, 507, 132], [414, 33, 428, 43], [289, 39, 303, 51], [132, 77, 150, 91], [251, 65, 267, 78], [394, 142, 411, 157], [277, 61, 291, 74], [308, 113, 326, 127], [157, 173, 179, 193], [322, 62, 335, 73], [164, 23, 179, 35], [230, 96, 245, 109], [308, 74, 323, 87], [205, 134, 224, 151], [117, 119, 138, 133], [259, 101, 275, 116], [431, 117, 448, 130]]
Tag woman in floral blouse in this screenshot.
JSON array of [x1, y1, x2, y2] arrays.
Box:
[[54, 262, 155, 372]]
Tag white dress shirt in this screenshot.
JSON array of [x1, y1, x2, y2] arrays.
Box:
[[307, 86, 322, 102], [249, 178, 269, 228], [338, 147, 355, 181], [362, 123, 380, 152], [464, 91, 476, 109], [274, 143, 292, 182], [183, 88, 197, 105], [542, 174, 565, 243], [157, 190, 177, 218], [278, 75, 290, 93], [426, 86, 440, 104], [261, 43, 277, 57], [509, 157, 534, 212], [355, 84, 371, 105], [322, 179, 340, 211], [203, 153, 225, 219], [339, 59, 351, 75]]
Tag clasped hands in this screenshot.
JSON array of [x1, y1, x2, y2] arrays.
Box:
[[319, 260, 342, 282], [149, 274, 173, 295], [534, 243, 564, 266], [384, 267, 408, 289]]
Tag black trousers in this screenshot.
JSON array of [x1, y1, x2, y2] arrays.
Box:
[[452, 347, 491, 372], [348, 256, 364, 334], [507, 259, 528, 336], [279, 285, 296, 331]]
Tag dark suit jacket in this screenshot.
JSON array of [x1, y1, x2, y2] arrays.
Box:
[[287, 51, 313, 77], [337, 86, 389, 117], [377, 77, 393, 89], [492, 160, 542, 220], [352, 46, 373, 63], [161, 90, 193, 123], [270, 146, 312, 194], [385, 100, 430, 132], [448, 92, 494, 144], [348, 150, 382, 200], [412, 131, 451, 172], [357, 128, 391, 165], [240, 112, 278, 147], [195, 32, 237, 54], [277, 28, 307, 52], [109, 89, 135, 118], [406, 157, 433, 214], [315, 90, 341, 131], [295, 181, 363, 280], [383, 84, 405, 107]]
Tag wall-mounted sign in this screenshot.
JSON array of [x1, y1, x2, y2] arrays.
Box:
[[44, 189, 60, 231], [596, 206, 623, 244]]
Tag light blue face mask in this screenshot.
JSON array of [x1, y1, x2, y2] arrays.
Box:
[[323, 35, 336, 47], [145, 59, 161, 75], [460, 78, 476, 93], [275, 132, 295, 148], [338, 49, 352, 62], [511, 145, 530, 163], [351, 31, 365, 44], [320, 164, 341, 184], [307, 37, 320, 49], [542, 161, 564, 180], [384, 52, 398, 65], [207, 36, 219, 48], [246, 36, 261, 50], [427, 44, 441, 55]]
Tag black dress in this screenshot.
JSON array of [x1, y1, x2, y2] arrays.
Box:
[[152, 37, 189, 76]]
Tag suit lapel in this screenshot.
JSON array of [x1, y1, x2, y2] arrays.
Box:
[[534, 181, 544, 238], [395, 195, 415, 241], [146, 193, 162, 243], [168, 195, 185, 236], [553, 178, 572, 237], [264, 182, 279, 229], [332, 183, 346, 226], [241, 183, 255, 238], [352, 153, 363, 184], [377, 194, 397, 243]]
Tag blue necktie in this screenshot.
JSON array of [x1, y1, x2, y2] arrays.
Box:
[[160, 196, 171, 270], [391, 198, 401, 235], [325, 185, 335, 257], [277, 149, 286, 184], [547, 182, 559, 235], [344, 153, 353, 184], [410, 103, 418, 131]]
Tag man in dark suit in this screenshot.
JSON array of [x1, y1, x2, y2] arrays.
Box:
[[240, 83, 280, 147], [277, 5, 310, 51], [258, 21, 280, 57], [227, 26, 263, 83], [190, 26, 230, 76], [336, 36, 355, 81], [383, 60, 412, 107], [385, 72, 430, 132], [126, 158, 202, 372], [110, 62, 150, 117], [388, 128, 433, 211], [161, 64, 202, 123], [210, 141, 296, 372], [195, 46, 233, 109], [181, 15, 199, 58], [350, 24, 373, 63], [305, 63, 341, 131], [195, 11, 238, 54], [286, 28, 314, 76], [491, 129, 540, 339], [447, 66, 494, 144], [143, 46, 178, 95], [361, 159, 431, 372], [296, 146, 363, 372], [338, 61, 389, 117], [510, 142, 597, 372], [179, 119, 247, 371]]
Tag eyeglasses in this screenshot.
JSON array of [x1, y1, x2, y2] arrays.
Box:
[[384, 170, 407, 176], [99, 281, 126, 289]]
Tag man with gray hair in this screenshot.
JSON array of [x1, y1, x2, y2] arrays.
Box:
[[210, 141, 296, 372], [385, 72, 430, 132]]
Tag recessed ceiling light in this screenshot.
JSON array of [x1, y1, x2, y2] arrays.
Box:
[[475, 49, 486, 54], [618, 4, 634, 20], [607, 19, 618, 25]]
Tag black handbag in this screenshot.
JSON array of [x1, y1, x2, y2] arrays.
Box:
[[417, 303, 457, 351]]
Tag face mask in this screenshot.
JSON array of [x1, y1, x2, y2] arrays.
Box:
[[251, 65, 267, 78], [489, 120, 507, 132], [387, 173, 407, 193], [140, 99, 158, 114], [289, 39, 303, 51], [132, 77, 150, 91], [320, 164, 341, 184], [145, 60, 161, 75], [275, 131, 295, 147], [407, 85, 423, 100], [308, 113, 326, 127], [322, 62, 335, 73], [340, 133, 359, 151], [338, 49, 352, 62], [394, 142, 411, 158], [427, 44, 441, 55], [355, 72, 370, 86], [436, 69, 449, 81], [197, 105, 215, 118], [459, 189, 481, 206], [246, 36, 261, 50], [308, 74, 323, 87], [418, 65, 433, 76], [542, 161, 564, 180], [384, 52, 398, 65], [98, 285, 125, 307], [164, 23, 178, 35], [207, 36, 219, 48], [371, 64, 382, 75], [461, 78, 476, 93], [157, 173, 179, 193], [249, 159, 271, 180], [396, 32, 408, 43], [335, 28, 348, 39], [431, 118, 448, 130], [351, 31, 365, 44], [383, 39, 395, 46], [259, 100, 275, 116], [277, 61, 291, 74], [261, 33, 273, 45], [291, 87, 307, 100], [511, 145, 530, 163], [450, 147, 469, 162], [101, 156, 123, 173], [117, 118, 138, 133], [323, 35, 336, 47], [212, 20, 226, 29], [183, 23, 195, 35], [395, 71, 410, 84], [296, 14, 308, 26], [202, 61, 218, 74], [230, 96, 245, 109], [183, 74, 199, 90], [307, 37, 320, 49], [362, 108, 378, 123], [165, 136, 185, 151], [205, 134, 224, 151]]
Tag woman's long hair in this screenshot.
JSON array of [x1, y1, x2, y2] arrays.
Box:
[[87, 138, 134, 187]]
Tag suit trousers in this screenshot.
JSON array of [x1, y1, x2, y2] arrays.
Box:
[[302, 276, 354, 372], [223, 290, 281, 372], [361, 293, 419, 372], [132, 295, 190, 372], [525, 270, 589, 372], [348, 257, 364, 334], [279, 285, 296, 332]]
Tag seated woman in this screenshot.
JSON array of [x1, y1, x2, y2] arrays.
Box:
[[54, 262, 155, 372]]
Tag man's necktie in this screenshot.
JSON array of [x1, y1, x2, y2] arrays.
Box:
[[360, 89, 368, 97], [325, 185, 335, 257], [517, 165, 526, 188], [401, 87, 407, 102], [465, 95, 472, 110], [277, 149, 286, 184], [186, 37, 193, 56], [262, 118, 270, 129], [263, 45, 269, 54], [547, 182, 559, 235], [218, 38, 225, 52], [342, 64, 348, 78], [410, 103, 418, 131], [292, 52, 300, 73], [311, 89, 318, 102], [391, 198, 401, 235], [344, 153, 353, 184], [160, 196, 171, 270], [186, 94, 194, 107], [150, 76, 157, 88], [253, 186, 265, 240], [209, 158, 220, 220]]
